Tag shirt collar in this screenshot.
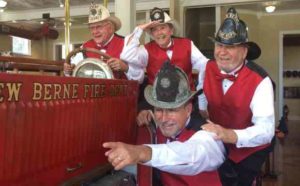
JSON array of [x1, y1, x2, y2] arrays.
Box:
[[96, 34, 114, 48]]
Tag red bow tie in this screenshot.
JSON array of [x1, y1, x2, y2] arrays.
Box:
[[159, 43, 174, 51], [168, 137, 177, 142], [216, 74, 236, 81], [216, 64, 245, 81], [97, 43, 108, 50]]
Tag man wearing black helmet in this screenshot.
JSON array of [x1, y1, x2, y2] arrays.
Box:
[[201, 7, 275, 186], [103, 62, 225, 186]]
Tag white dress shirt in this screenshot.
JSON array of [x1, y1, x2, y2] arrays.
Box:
[[126, 27, 209, 103], [70, 34, 145, 82], [143, 130, 225, 175], [199, 61, 275, 148]]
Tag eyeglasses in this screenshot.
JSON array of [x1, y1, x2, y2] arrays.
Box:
[[89, 22, 110, 30]]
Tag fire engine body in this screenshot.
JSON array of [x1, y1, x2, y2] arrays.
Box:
[[0, 56, 140, 185]]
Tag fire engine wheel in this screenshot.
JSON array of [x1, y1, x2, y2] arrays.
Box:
[[66, 48, 114, 79]]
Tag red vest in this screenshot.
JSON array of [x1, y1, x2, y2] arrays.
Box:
[[82, 34, 126, 79], [145, 38, 195, 90], [203, 60, 270, 163], [156, 120, 222, 186]]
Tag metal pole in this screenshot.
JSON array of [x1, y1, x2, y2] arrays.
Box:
[[64, 0, 70, 57], [103, 0, 108, 7]]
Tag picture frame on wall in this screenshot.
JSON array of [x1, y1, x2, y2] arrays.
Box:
[[284, 87, 300, 99]]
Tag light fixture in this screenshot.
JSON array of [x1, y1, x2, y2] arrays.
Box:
[[265, 5, 276, 13], [0, 0, 7, 8], [59, 0, 64, 8]]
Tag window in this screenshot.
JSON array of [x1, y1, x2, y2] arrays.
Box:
[[61, 44, 74, 59], [12, 36, 31, 56], [55, 43, 82, 60], [185, 7, 215, 59]]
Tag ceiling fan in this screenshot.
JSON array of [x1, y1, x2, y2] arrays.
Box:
[[0, 13, 60, 40]]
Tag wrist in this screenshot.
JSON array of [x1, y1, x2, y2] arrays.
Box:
[[125, 64, 129, 73], [139, 145, 152, 163]]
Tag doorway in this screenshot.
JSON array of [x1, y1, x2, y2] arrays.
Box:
[[279, 31, 300, 120]]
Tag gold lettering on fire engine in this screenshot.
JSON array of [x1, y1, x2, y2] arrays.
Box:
[[1, 82, 131, 102], [84, 84, 106, 98], [32, 83, 79, 100], [72, 84, 79, 98], [63, 84, 71, 99], [0, 83, 22, 102], [44, 84, 52, 100], [53, 84, 61, 99], [110, 85, 128, 96]]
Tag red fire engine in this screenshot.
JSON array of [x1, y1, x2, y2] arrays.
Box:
[[0, 52, 154, 185]]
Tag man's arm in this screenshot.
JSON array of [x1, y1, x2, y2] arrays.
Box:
[[103, 142, 152, 170], [191, 41, 209, 115], [202, 77, 275, 147], [235, 77, 275, 147], [103, 130, 225, 175], [63, 52, 84, 76], [120, 27, 150, 83]]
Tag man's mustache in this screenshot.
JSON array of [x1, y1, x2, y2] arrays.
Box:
[[157, 34, 167, 39]]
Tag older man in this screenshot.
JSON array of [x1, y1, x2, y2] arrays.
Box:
[[103, 62, 225, 186], [64, 3, 143, 81], [201, 7, 275, 186]]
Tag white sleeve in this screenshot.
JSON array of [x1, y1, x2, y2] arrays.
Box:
[[190, 41, 209, 71], [70, 52, 84, 66], [234, 77, 275, 147], [125, 64, 145, 84], [121, 27, 144, 65], [191, 42, 209, 111], [121, 28, 149, 83], [121, 28, 143, 65], [123, 46, 148, 83], [198, 92, 208, 111], [143, 131, 225, 175]]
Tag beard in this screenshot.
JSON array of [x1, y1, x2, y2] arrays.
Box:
[[158, 121, 179, 138]]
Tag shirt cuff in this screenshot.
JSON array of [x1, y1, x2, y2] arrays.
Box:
[[234, 129, 247, 148], [125, 66, 144, 83], [133, 27, 143, 38], [142, 144, 163, 166]]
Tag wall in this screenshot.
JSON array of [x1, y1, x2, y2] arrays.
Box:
[[31, 39, 45, 59], [258, 13, 300, 119], [47, 26, 90, 60], [0, 35, 11, 52], [0, 34, 45, 59]]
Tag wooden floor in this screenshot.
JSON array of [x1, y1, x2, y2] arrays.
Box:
[[262, 120, 300, 186]]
